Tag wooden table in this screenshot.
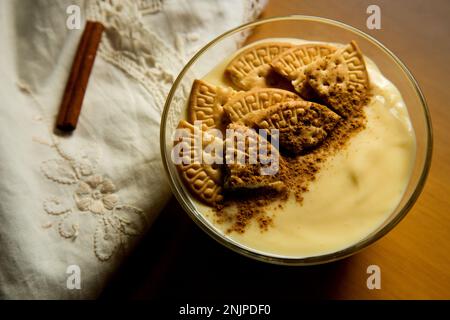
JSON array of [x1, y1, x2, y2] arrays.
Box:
[[101, 0, 450, 300]]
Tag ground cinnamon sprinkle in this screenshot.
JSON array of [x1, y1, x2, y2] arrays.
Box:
[[213, 102, 368, 234], [213, 188, 287, 234]]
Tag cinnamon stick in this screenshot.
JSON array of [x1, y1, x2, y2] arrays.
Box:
[[56, 21, 104, 132]]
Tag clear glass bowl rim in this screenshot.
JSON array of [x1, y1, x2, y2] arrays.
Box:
[[160, 15, 433, 266]]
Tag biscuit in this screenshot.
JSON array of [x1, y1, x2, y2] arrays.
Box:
[[243, 101, 340, 154], [174, 120, 224, 205], [304, 41, 370, 117], [225, 42, 294, 90], [224, 123, 285, 191], [188, 79, 236, 131], [270, 44, 337, 99], [223, 88, 302, 123]]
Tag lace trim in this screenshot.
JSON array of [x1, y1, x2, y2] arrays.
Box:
[[98, 49, 168, 110], [85, 0, 267, 111], [245, 0, 267, 23], [234, 0, 268, 46], [138, 0, 163, 15], [86, 0, 164, 19], [86, 0, 185, 111]]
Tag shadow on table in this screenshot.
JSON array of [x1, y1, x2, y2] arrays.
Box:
[[100, 197, 354, 300]]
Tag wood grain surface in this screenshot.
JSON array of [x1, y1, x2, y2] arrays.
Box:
[[100, 0, 450, 300]]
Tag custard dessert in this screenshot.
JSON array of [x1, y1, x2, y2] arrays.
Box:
[[171, 39, 415, 258]]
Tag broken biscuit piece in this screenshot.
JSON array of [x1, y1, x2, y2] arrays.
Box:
[[225, 42, 294, 90], [243, 101, 340, 154], [188, 79, 236, 131], [223, 88, 301, 123], [224, 123, 285, 192], [271, 43, 337, 99], [174, 120, 224, 205], [304, 41, 370, 117]]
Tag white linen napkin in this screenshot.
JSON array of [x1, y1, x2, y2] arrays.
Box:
[[0, 0, 267, 299]]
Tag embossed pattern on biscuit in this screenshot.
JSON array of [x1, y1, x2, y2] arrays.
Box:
[[174, 120, 223, 205], [243, 101, 341, 154], [225, 42, 293, 90], [224, 123, 285, 191], [188, 79, 235, 131], [270, 44, 337, 98], [271, 44, 337, 78], [305, 41, 370, 117], [223, 88, 301, 123]]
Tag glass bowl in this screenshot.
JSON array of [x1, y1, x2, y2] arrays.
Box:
[[160, 16, 433, 265]]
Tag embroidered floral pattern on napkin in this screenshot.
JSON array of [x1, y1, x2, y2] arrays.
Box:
[[40, 142, 147, 261]]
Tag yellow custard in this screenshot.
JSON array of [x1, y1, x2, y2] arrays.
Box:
[[192, 39, 416, 258]]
